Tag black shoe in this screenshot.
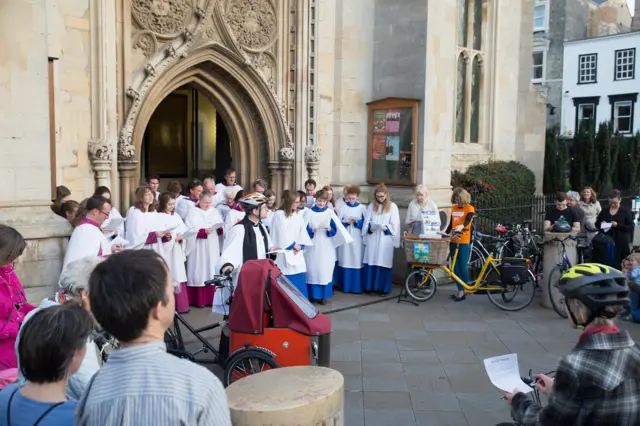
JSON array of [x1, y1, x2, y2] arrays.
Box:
[[452, 294, 466, 302]]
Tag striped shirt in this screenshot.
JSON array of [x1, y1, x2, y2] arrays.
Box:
[[75, 341, 231, 426]]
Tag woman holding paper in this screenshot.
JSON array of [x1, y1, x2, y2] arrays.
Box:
[[336, 185, 366, 294], [124, 186, 159, 247], [154, 193, 189, 313], [405, 185, 439, 235], [362, 184, 401, 295], [595, 190, 633, 268], [270, 191, 313, 298], [185, 192, 224, 307]]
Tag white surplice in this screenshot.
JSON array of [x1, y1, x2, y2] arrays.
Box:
[[263, 209, 275, 232], [175, 196, 197, 222], [223, 209, 245, 238], [270, 210, 313, 275], [362, 203, 401, 268], [150, 212, 189, 286], [103, 207, 125, 235], [336, 202, 367, 269], [213, 220, 273, 315], [125, 207, 158, 247], [304, 207, 353, 285], [185, 207, 223, 288], [63, 221, 113, 269], [214, 183, 242, 195], [216, 204, 232, 221]]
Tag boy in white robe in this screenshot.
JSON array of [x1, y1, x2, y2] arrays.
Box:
[[185, 192, 224, 307], [304, 189, 352, 304], [64, 196, 122, 269], [336, 185, 367, 294], [214, 193, 275, 315], [304, 179, 316, 208]]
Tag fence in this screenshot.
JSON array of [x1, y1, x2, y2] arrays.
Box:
[[471, 192, 637, 236]]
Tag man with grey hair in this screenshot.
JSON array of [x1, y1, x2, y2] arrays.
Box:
[[566, 190, 586, 234], [202, 177, 215, 194], [15, 256, 104, 399]]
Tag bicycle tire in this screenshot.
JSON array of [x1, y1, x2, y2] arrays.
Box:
[[403, 269, 438, 302], [468, 246, 486, 283], [547, 265, 568, 318], [486, 269, 536, 311], [223, 348, 279, 387]]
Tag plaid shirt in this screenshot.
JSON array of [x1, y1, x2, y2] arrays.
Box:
[[512, 331, 640, 426]]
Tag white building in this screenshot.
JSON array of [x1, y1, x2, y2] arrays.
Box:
[[561, 31, 640, 136]]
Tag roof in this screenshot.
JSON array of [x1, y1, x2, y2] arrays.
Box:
[[564, 30, 640, 45]]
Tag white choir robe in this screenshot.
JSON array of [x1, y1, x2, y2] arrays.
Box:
[[63, 220, 113, 269], [335, 202, 367, 293], [213, 221, 273, 315], [124, 207, 158, 247], [298, 207, 311, 224], [362, 202, 401, 293], [334, 197, 346, 211], [175, 196, 197, 222], [223, 209, 245, 239], [217, 204, 232, 221], [270, 210, 313, 298], [305, 195, 316, 209], [149, 213, 189, 286], [214, 183, 243, 195], [185, 206, 224, 307], [262, 209, 275, 233], [304, 207, 352, 300], [103, 207, 125, 236]]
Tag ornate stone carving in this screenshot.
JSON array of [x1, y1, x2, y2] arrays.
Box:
[[165, 45, 176, 58], [144, 63, 156, 77], [225, 0, 277, 51], [279, 146, 294, 162], [118, 131, 136, 162], [88, 139, 113, 162], [250, 53, 276, 91], [133, 32, 157, 57], [126, 87, 141, 100], [132, 0, 192, 39], [305, 145, 321, 164]]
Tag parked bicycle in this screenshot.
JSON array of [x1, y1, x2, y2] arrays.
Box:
[[547, 235, 591, 318]]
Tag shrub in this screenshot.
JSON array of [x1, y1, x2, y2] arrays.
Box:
[[451, 160, 536, 201]]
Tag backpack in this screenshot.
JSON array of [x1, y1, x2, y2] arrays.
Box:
[[591, 233, 616, 267]]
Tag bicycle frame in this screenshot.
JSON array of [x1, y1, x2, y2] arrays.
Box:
[[169, 312, 225, 364]]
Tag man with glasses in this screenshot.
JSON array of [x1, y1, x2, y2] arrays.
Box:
[[543, 192, 581, 233], [63, 195, 123, 269]]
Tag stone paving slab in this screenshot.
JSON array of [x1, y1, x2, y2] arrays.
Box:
[[181, 287, 640, 426]]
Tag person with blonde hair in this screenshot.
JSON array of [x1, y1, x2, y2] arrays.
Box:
[[406, 185, 439, 235], [362, 184, 400, 295], [336, 185, 366, 293], [578, 186, 601, 235], [446, 188, 475, 301]]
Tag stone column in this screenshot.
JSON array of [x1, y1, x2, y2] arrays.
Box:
[[268, 161, 282, 197], [226, 366, 344, 425], [279, 146, 295, 191], [305, 145, 321, 182], [118, 161, 138, 210], [89, 139, 113, 188]]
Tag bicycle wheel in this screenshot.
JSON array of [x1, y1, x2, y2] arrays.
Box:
[[223, 349, 279, 386], [468, 246, 486, 283], [547, 265, 567, 318], [404, 269, 437, 302], [486, 269, 536, 311]]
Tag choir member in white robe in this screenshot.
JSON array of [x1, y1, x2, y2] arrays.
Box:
[[334, 187, 348, 211], [217, 186, 239, 220], [262, 189, 277, 233], [304, 179, 317, 208], [296, 191, 311, 224], [335, 185, 367, 293], [222, 190, 246, 238], [63, 196, 122, 269], [185, 192, 224, 307], [321, 185, 336, 210], [214, 168, 243, 195], [154, 193, 190, 313], [405, 185, 439, 235], [175, 180, 203, 221], [124, 186, 158, 247], [93, 186, 125, 236], [270, 191, 313, 298], [304, 190, 352, 304], [362, 184, 401, 294], [214, 193, 274, 315]]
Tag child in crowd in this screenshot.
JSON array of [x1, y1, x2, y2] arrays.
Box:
[[623, 254, 640, 323], [304, 179, 316, 208], [322, 185, 335, 210], [297, 191, 310, 223], [336, 185, 366, 293]]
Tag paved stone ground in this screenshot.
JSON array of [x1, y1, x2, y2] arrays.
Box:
[[181, 286, 640, 426]]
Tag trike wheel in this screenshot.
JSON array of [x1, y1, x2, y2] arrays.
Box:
[[548, 265, 568, 318], [223, 349, 279, 387], [404, 269, 437, 302], [486, 269, 536, 311]]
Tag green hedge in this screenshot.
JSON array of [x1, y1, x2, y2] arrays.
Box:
[[451, 160, 536, 201]]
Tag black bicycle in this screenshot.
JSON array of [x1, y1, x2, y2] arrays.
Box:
[[547, 235, 591, 318]]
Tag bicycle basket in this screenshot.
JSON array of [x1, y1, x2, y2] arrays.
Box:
[[499, 258, 529, 285], [402, 236, 449, 265]]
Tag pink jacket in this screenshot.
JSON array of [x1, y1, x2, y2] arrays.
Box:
[[0, 265, 35, 371]]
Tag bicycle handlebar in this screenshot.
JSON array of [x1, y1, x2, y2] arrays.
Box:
[[203, 274, 232, 287]]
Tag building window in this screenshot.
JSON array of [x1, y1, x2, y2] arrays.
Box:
[[609, 93, 638, 135], [578, 54, 598, 84], [531, 50, 545, 83], [456, 0, 486, 144], [533, 3, 547, 32], [572, 96, 600, 134], [614, 48, 635, 81]]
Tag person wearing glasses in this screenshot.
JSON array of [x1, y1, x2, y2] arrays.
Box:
[[63, 196, 123, 269]]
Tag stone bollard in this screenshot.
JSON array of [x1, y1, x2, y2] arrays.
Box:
[[226, 366, 344, 425], [541, 232, 578, 309]]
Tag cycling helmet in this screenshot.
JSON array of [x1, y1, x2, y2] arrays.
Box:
[[552, 220, 572, 233], [559, 263, 629, 312], [239, 192, 266, 213]]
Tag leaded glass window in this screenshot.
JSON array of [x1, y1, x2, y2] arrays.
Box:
[[470, 56, 482, 143], [456, 54, 467, 143], [472, 0, 483, 50]]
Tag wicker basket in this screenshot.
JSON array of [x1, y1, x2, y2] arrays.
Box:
[[402, 236, 450, 265]]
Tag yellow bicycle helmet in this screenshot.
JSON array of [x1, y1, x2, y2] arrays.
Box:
[[559, 263, 629, 312]]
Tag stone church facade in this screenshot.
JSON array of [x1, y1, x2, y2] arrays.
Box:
[[1, 0, 545, 299]]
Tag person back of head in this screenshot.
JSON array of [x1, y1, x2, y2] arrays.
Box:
[[89, 250, 173, 343], [59, 257, 104, 306], [0, 225, 26, 268], [18, 304, 93, 384]]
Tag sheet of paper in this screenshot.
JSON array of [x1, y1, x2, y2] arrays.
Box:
[[102, 217, 125, 229], [111, 236, 129, 247], [600, 222, 612, 232], [483, 354, 532, 394], [284, 250, 305, 267], [158, 225, 178, 234], [266, 249, 288, 255], [182, 229, 199, 239], [211, 222, 224, 230]]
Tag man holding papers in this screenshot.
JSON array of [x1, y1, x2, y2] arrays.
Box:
[[185, 192, 224, 307], [63, 196, 123, 269]]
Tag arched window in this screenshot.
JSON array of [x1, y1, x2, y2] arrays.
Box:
[[455, 0, 487, 144]]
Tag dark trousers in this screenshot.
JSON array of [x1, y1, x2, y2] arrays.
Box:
[[450, 243, 470, 291]]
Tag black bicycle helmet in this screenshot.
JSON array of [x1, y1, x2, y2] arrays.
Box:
[[239, 192, 266, 213], [552, 220, 572, 233], [558, 263, 629, 312]]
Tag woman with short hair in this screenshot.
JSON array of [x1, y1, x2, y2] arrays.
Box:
[[405, 185, 439, 235], [446, 188, 475, 301], [0, 304, 93, 425]]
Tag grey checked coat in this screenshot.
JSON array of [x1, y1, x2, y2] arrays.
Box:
[[511, 330, 640, 426]]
